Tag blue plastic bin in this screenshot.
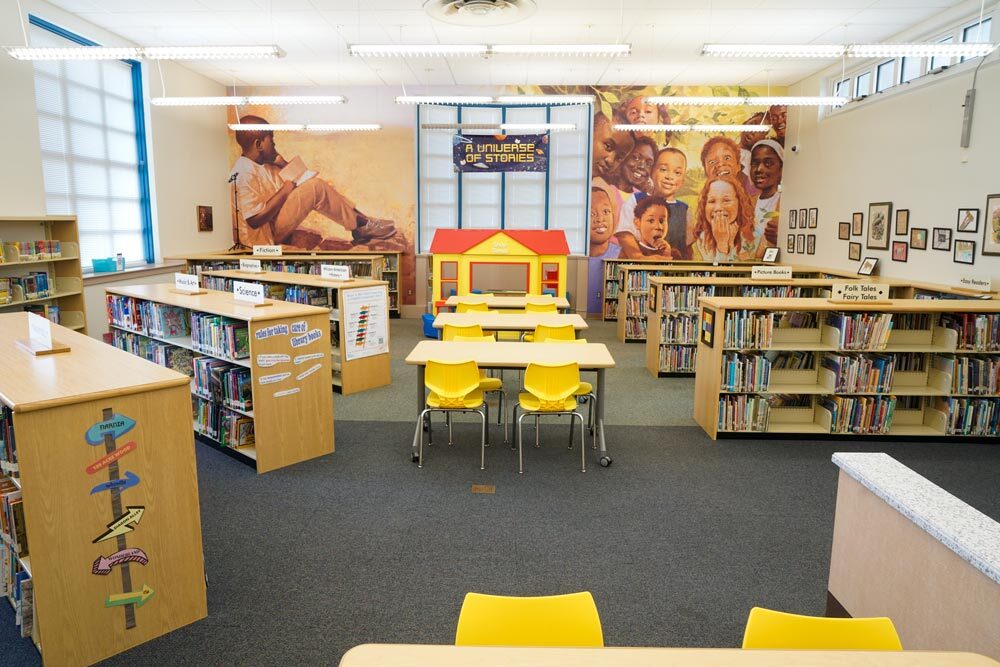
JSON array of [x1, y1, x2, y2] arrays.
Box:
[[422, 313, 440, 339], [91, 257, 117, 272]]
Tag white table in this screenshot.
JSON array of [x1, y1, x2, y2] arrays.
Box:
[[433, 312, 588, 333], [445, 295, 571, 310]]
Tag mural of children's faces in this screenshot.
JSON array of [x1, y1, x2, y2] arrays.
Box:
[[766, 105, 787, 144], [592, 114, 635, 183], [701, 136, 741, 180], [624, 97, 661, 125], [705, 179, 740, 226], [750, 143, 783, 198], [652, 149, 686, 200], [619, 137, 656, 192], [637, 202, 669, 251], [589, 188, 615, 248], [740, 112, 768, 150]]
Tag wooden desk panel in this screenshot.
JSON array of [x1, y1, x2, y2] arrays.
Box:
[[445, 295, 571, 309], [433, 313, 588, 331], [405, 341, 614, 368]]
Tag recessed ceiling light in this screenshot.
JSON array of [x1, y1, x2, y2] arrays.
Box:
[[423, 0, 537, 27]]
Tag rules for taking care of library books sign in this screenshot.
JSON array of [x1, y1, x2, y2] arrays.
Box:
[[453, 133, 548, 172]]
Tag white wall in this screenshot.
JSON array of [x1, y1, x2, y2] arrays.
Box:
[[782, 55, 1000, 287]]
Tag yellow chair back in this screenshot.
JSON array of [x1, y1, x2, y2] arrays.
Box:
[[443, 323, 485, 341], [456, 301, 489, 313], [523, 362, 580, 410], [531, 324, 575, 343], [425, 359, 481, 409], [455, 592, 604, 647], [741, 607, 902, 651], [452, 335, 495, 343], [525, 301, 558, 313]]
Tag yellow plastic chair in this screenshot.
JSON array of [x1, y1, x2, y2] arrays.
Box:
[[524, 323, 576, 343], [414, 359, 488, 470], [741, 607, 903, 651], [456, 300, 490, 314], [451, 335, 507, 444], [443, 323, 485, 341], [455, 592, 604, 647], [525, 301, 558, 313], [513, 362, 587, 473]]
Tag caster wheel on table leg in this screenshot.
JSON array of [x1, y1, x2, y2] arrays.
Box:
[[599, 456, 612, 467]]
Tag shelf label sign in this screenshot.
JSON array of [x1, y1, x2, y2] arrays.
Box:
[[105, 584, 154, 608], [92, 548, 149, 576], [239, 258, 264, 273], [252, 245, 282, 257], [85, 414, 136, 445], [86, 441, 137, 474], [831, 282, 890, 302], [92, 506, 145, 543], [321, 264, 351, 280], [234, 280, 265, 304], [174, 272, 200, 293], [751, 265, 792, 280], [27, 312, 51, 349], [956, 275, 994, 292], [90, 471, 140, 495]]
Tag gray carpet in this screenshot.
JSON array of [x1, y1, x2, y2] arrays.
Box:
[[3, 421, 998, 666]]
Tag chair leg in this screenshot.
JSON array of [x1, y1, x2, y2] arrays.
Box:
[[426, 411, 433, 446], [577, 412, 587, 473], [417, 409, 432, 468], [510, 403, 518, 450], [500, 391, 509, 445], [478, 408, 487, 471], [517, 412, 529, 474], [447, 413, 453, 446], [534, 414, 540, 448], [484, 401, 490, 447], [567, 412, 574, 449]]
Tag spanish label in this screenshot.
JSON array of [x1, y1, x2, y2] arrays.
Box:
[[234, 280, 265, 304], [93, 548, 149, 576], [174, 272, 200, 293], [90, 471, 140, 495], [86, 441, 137, 474], [259, 372, 291, 385], [256, 353, 290, 368], [92, 506, 145, 543], [290, 328, 324, 348], [296, 363, 322, 380], [273, 387, 301, 398], [254, 324, 289, 340], [239, 258, 263, 273], [321, 264, 351, 280], [294, 352, 325, 365], [85, 414, 137, 445], [290, 320, 308, 334], [252, 244, 282, 257], [957, 275, 994, 292], [27, 312, 51, 349], [830, 282, 890, 302], [751, 265, 792, 280]]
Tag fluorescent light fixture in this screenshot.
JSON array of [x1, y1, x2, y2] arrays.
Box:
[[644, 95, 847, 107], [152, 95, 346, 107], [350, 44, 487, 57], [490, 44, 630, 57], [702, 42, 997, 59], [613, 124, 771, 133], [501, 123, 575, 131], [420, 123, 575, 132], [847, 42, 996, 58], [396, 95, 494, 105], [5, 45, 284, 60], [398, 94, 592, 106], [229, 123, 381, 132], [303, 124, 381, 132], [494, 95, 594, 105], [702, 44, 846, 58]]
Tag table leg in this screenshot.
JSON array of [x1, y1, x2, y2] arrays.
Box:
[[596, 368, 611, 466], [412, 365, 425, 461]]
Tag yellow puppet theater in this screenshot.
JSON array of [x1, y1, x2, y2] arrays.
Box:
[[430, 230, 569, 311]]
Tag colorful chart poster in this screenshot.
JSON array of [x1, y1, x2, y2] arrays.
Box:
[[342, 286, 388, 361]]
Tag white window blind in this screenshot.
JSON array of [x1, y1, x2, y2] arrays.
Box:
[[30, 21, 150, 268]]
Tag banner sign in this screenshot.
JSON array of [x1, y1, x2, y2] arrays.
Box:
[[453, 133, 548, 173]]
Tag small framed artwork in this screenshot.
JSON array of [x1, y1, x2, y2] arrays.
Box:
[[762, 246, 779, 263], [786, 234, 795, 253], [866, 201, 892, 250], [789, 209, 797, 229], [799, 208, 807, 225], [858, 257, 879, 276], [701, 309, 715, 347], [852, 212, 863, 236], [894, 208, 909, 235], [838, 222, 851, 240], [808, 208, 818, 228], [848, 242, 862, 261], [910, 227, 928, 250], [932, 227, 952, 251], [796, 234, 805, 254], [957, 208, 979, 233], [806, 235, 816, 254], [954, 239, 976, 265], [197, 205, 213, 232], [891, 240, 908, 262], [984, 194, 1000, 256]]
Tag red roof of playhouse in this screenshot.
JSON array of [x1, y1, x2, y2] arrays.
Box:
[[429, 229, 570, 255]]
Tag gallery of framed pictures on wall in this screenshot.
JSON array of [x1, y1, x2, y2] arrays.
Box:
[[799, 208, 807, 226], [932, 227, 952, 251], [858, 257, 878, 276], [807, 235, 816, 254], [808, 208, 818, 228], [892, 240, 908, 262], [838, 222, 851, 240], [789, 209, 797, 229], [910, 227, 928, 250], [849, 242, 862, 261], [957, 208, 979, 233], [796, 234, 805, 253], [867, 202, 892, 250], [984, 194, 1000, 256], [894, 209, 909, 236], [786, 234, 795, 253], [852, 212, 863, 236], [954, 239, 976, 265]]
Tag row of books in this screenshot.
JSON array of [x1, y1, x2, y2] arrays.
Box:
[[722, 353, 771, 392], [106, 296, 191, 339], [191, 312, 250, 360], [624, 271, 654, 291], [718, 395, 770, 431], [604, 280, 620, 300], [0, 406, 16, 477], [659, 314, 698, 344], [893, 313, 933, 330], [623, 317, 648, 340], [659, 285, 714, 313], [724, 310, 774, 349], [0, 273, 52, 305], [944, 397, 1000, 436], [826, 312, 894, 350], [1, 544, 33, 639], [195, 259, 379, 279], [388, 293, 398, 310], [603, 300, 619, 319], [950, 355, 1000, 395], [659, 345, 696, 373], [778, 312, 819, 329], [942, 314, 1000, 351], [768, 350, 814, 369], [281, 285, 329, 307], [819, 395, 896, 434], [740, 286, 805, 299], [0, 478, 27, 557], [1, 239, 61, 262], [624, 294, 648, 318], [193, 397, 255, 447], [23, 304, 59, 324], [193, 357, 253, 411], [109, 329, 194, 377], [821, 352, 895, 393]]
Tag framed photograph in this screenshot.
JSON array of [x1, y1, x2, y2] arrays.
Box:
[[796, 234, 805, 254], [848, 242, 862, 261], [866, 202, 892, 250], [894, 209, 909, 236], [982, 194, 1000, 256], [799, 208, 807, 225], [786, 234, 795, 253], [789, 209, 797, 229], [858, 257, 879, 276], [852, 212, 863, 236], [838, 222, 851, 240], [932, 227, 952, 251], [910, 227, 928, 250], [891, 240, 908, 262], [806, 234, 816, 254], [957, 208, 979, 233], [954, 239, 976, 265], [197, 205, 213, 232], [701, 309, 715, 347], [808, 208, 818, 228], [762, 246, 779, 263]]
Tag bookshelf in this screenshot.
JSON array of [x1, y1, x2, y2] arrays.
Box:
[[200, 270, 391, 395], [0, 216, 87, 334], [171, 250, 402, 318], [104, 283, 334, 473], [0, 313, 206, 666], [693, 297, 1000, 441]]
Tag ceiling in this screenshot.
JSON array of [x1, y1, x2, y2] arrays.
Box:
[[43, 0, 969, 88]]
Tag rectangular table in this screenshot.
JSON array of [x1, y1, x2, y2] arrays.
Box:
[[444, 295, 571, 310], [433, 312, 588, 334], [404, 341, 615, 465]]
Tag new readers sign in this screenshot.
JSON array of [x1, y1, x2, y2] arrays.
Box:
[[453, 133, 548, 172]]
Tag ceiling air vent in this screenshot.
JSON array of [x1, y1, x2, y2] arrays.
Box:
[[423, 0, 537, 26]]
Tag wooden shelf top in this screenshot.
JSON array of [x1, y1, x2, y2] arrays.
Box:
[[699, 297, 1000, 313], [433, 312, 588, 331], [650, 276, 846, 287], [105, 283, 329, 321], [201, 269, 387, 289], [167, 250, 384, 261], [405, 341, 615, 368], [0, 215, 77, 223], [444, 295, 571, 309], [0, 313, 189, 412]]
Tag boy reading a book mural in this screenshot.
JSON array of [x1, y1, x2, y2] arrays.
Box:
[[229, 115, 396, 249]]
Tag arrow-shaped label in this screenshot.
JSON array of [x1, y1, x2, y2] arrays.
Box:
[[92, 547, 149, 575], [86, 441, 137, 475], [92, 506, 145, 543], [85, 414, 136, 445], [105, 584, 154, 608], [90, 471, 140, 495]]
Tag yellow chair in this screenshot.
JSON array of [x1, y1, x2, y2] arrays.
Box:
[[455, 592, 604, 647], [513, 361, 587, 473], [443, 323, 486, 341], [451, 334, 507, 444], [541, 339, 595, 440], [414, 359, 488, 470], [524, 323, 576, 343], [524, 301, 558, 313], [741, 607, 903, 651], [456, 300, 489, 314]]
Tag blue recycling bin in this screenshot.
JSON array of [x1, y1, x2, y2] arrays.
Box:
[[422, 313, 440, 339]]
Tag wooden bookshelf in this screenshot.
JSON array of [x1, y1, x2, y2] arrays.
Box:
[[0, 215, 87, 334], [693, 297, 1000, 440], [200, 270, 391, 395], [0, 313, 206, 666], [104, 283, 334, 473]]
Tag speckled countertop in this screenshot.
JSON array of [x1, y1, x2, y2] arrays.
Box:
[[833, 452, 1000, 586]]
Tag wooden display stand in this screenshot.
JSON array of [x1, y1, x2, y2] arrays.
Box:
[[104, 284, 334, 473], [0, 215, 87, 334], [199, 269, 391, 395], [693, 297, 1000, 440], [0, 313, 206, 666]]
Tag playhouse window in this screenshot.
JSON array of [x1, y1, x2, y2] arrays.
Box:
[[439, 261, 458, 299], [541, 262, 560, 296]]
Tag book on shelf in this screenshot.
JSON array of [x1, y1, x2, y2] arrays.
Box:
[[767, 350, 815, 369], [1, 485, 27, 557], [724, 310, 774, 349], [821, 352, 895, 393], [777, 311, 818, 329], [941, 313, 1000, 351], [191, 312, 249, 360], [740, 285, 804, 298], [22, 303, 59, 324], [722, 353, 771, 392], [826, 312, 894, 350], [193, 397, 255, 447], [660, 285, 714, 313], [820, 395, 896, 434], [947, 354, 1000, 395], [144, 303, 190, 338], [660, 313, 698, 344], [943, 397, 999, 435], [0, 406, 17, 478], [2, 240, 61, 262], [659, 345, 695, 372], [718, 394, 770, 431]]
